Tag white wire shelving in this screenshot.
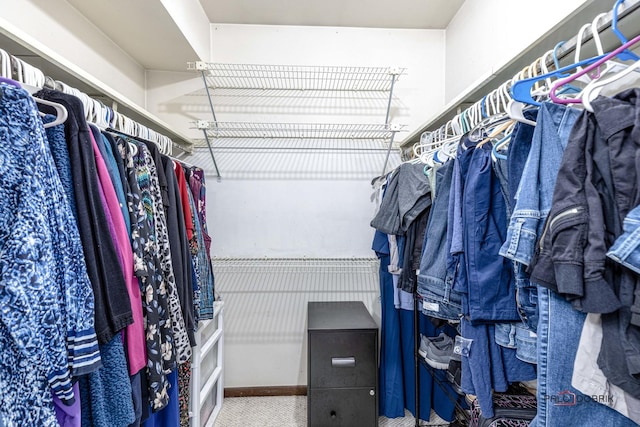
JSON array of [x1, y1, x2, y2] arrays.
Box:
[[188, 62, 406, 179], [187, 63, 405, 92], [195, 121, 405, 142]]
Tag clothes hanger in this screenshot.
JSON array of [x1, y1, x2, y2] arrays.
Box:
[[0, 49, 11, 79], [0, 76, 21, 88], [33, 96, 69, 128], [491, 133, 512, 162], [571, 23, 598, 83], [477, 119, 514, 148], [611, 0, 640, 61], [573, 12, 634, 94], [507, 61, 542, 126], [549, 33, 640, 104], [582, 57, 640, 112], [511, 53, 609, 106], [510, 11, 630, 107]]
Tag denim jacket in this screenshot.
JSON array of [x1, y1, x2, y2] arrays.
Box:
[[499, 103, 581, 266]]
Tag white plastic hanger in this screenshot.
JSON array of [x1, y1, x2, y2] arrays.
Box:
[[0, 49, 11, 78], [34, 97, 68, 128], [587, 12, 631, 81], [582, 58, 640, 112]]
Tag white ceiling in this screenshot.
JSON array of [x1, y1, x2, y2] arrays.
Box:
[[63, 0, 464, 71], [66, 0, 199, 71], [200, 0, 465, 29]]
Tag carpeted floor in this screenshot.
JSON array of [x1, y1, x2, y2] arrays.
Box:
[[213, 396, 449, 426]]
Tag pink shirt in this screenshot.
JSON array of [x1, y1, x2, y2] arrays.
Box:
[[90, 129, 146, 375]]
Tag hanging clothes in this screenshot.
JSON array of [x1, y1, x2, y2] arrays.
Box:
[[141, 141, 192, 365], [35, 88, 134, 344], [79, 334, 136, 427], [0, 83, 97, 426], [132, 141, 176, 411], [175, 162, 201, 325], [161, 157, 195, 427], [89, 125, 147, 376]]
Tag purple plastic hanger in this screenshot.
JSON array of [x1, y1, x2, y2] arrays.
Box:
[[0, 76, 21, 88], [549, 33, 640, 105]]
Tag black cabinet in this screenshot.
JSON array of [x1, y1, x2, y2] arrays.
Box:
[[307, 301, 378, 427]]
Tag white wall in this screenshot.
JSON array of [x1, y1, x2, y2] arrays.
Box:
[[0, 0, 146, 106], [210, 24, 445, 132], [208, 180, 379, 258], [444, 0, 590, 103]]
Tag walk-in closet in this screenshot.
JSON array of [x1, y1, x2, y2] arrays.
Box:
[[3, 1, 640, 426]]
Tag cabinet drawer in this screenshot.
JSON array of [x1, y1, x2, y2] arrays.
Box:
[[308, 387, 376, 427], [309, 331, 376, 388]]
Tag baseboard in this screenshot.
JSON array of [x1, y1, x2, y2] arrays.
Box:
[[224, 386, 307, 398]]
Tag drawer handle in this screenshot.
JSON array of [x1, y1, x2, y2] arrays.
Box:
[[331, 357, 356, 368]]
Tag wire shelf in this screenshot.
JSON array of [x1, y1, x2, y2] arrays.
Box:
[[191, 138, 398, 151], [213, 257, 379, 291], [188, 62, 405, 91], [212, 258, 380, 344], [196, 121, 406, 140]]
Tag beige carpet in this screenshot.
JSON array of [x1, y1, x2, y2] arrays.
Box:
[[213, 396, 449, 427]]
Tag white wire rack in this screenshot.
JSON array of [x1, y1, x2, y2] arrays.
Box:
[[213, 257, 379, 276], [197, 121, 406, 140], [182, 145, 402, 180], [190, 138, 398, 151], [188, 62, 405, 92], [212, 257, 379, 342], [188, 62, 406, 178]]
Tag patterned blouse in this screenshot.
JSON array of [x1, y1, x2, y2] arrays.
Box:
[[115, 138, 173, 411]]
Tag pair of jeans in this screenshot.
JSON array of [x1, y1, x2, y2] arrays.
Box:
[[507, 109, 538, 214], [463, 144, 518, 322], [495, 148, 539, 331], [495, 322, 536, 364], [531, 287, 637, 427], [447, 137, 475, 296], [506, 110, 540, 331], [460, 319, 536, 419], [417, 160, 462, 321], [500, 103, 581, 266]]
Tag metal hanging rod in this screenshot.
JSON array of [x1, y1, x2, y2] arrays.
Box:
[[195, 121, 406, 140], [188, 62, 405, 92]]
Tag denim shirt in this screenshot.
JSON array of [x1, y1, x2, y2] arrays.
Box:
[[499, 103, 581, 266]]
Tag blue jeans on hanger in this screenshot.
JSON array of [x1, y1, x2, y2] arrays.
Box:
[[531, 287, 638, 427], [448, 138, 476, 297], [461, 319, 536, 419], [463, 145, 518, 323], [417, 159, 462, 321]]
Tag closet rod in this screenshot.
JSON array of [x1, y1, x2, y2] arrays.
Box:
[[0, 41, 193, 155], [551, 0, 640, 64], [400, 0, 640, 147]]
